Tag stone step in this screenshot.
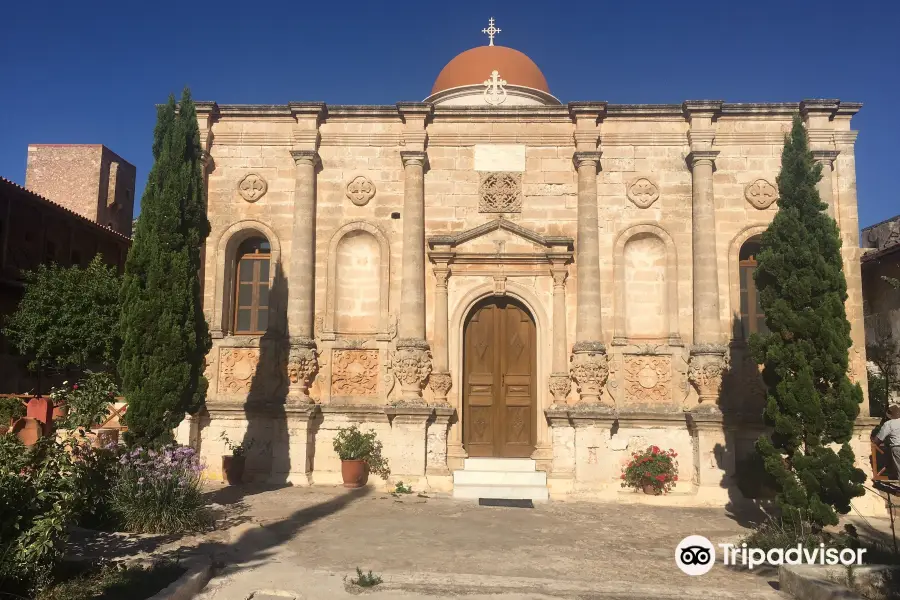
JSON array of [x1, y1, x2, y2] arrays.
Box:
[[462, 457, 536, 472], [453, 469, 547, 487], [452, 483, 549, 502]]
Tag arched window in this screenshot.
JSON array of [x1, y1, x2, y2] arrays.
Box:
[[739, 238, 768, 339], [233, 237, 270, 334]]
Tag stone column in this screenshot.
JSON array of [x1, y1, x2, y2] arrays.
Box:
[[549, 263, 571, 405], [286, 150, 320, 403], [687, 149, 727, 407], [393, 150, 432, 402], [812, 150, 840, 220], [570, 151, 609, 404], [429, 263, 452, 405]]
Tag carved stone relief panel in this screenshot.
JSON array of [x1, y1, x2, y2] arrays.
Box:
[[626, 177, 660, 209], [346, 176, 376, 206], [218, 347, 260, 394], [238, 173, 268, 202], [479, 172, 522, 213], [745, 179, 778, 209], [331, 349, 379, 397], [623, 355, 672, 404]]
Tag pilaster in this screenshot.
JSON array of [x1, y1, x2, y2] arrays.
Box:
[[549, 262, 571, 405]]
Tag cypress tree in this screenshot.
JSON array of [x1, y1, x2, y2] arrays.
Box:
[[118, 88, 211, 447], [750, 116, 865, 529]]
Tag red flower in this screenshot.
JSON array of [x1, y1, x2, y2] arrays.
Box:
[[620, 473, 626, 479], [673, 475, 678, 481], [73, 384, 79, 390], [656, 474, 666, 482], [651, 446, 659, 455]]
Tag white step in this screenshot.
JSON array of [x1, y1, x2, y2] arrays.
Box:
[[454, 469, 547, 486], [462, 457, 537, 472], [453, 484, 549, 502]]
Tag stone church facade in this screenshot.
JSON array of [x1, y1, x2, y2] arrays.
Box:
[[182, 26, 882, 511]]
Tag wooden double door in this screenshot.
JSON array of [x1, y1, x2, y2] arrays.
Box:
[[463, 298, 537, 458]]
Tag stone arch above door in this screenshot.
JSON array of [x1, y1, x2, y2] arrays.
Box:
[[612, 223, 681, 346], [322, 220, 391, 340]]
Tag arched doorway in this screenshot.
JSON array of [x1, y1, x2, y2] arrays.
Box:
[[463, 297, 537, 458]]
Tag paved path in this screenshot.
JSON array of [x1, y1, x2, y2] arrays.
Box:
[[185, 484, 787, 599]]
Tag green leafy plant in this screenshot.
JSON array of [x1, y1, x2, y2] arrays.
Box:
[[393, 481, 413, 494], [3, 255, 121, 378], [50, 371, 118, 433], [0, 436, 85, 594], [620, 445, 678, 494], [220, 432, 254, 457], [0, 396, 26, 426], [118, 88, 211, 448], [332, 426, 390, 479], [107, 445, 208, 533], [350, 567, 382, 588], [750, 116, 865, 530]]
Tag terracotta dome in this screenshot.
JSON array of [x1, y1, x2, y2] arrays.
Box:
[[431, 46, 550, 95]]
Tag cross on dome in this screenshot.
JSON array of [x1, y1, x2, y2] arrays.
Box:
[[482, 17, 501, 46]]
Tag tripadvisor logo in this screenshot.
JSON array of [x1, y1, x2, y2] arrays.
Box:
[[675, 535, 866, 575]]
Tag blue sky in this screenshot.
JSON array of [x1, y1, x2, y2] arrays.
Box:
[[1, 0, 897, 228]]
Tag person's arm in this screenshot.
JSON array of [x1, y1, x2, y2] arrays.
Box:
[[875, 421, 893, 443]]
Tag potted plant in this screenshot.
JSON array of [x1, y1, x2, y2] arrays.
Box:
[[50, 371, 118, 445], [0, 396, 26, 433], [621, 445, 678, 495], [332, 426, 390, 488], [220, 432, 253, 485]]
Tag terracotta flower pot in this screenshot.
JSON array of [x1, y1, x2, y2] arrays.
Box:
[[341, 459, 369, 488], [642, 483, 661, 495], [222, 455, 245, 485], [52, 401, 68, 422]]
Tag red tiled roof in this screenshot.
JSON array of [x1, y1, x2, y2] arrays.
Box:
[[0, 177, 131, 242]]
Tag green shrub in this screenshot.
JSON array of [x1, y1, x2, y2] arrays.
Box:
[[0, 396, 26, 426], [0, 436, 84, 594], [50, 371, 118, 432], [350, 567, 382, 588], [332, 426, 390, 479], [108, 446, 207, 533]]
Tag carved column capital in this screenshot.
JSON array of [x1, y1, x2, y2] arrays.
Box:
[[811, 149, 840, 168], [549, 372, 572, 405], [572, 151, 602, 171], [429, 371, 452, 405], [392, 338, 433, 403], [290, 149, 319, 167], [433, 265, 450, 289], [569, 342, 609, 404], [400, 150, 428, 169], [688, 345, 728, 407], [551, 267, 568, 289], [287, 336, 319, 403], [686, 150, 719, 169]]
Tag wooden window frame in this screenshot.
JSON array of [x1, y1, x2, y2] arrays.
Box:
[[739, 242, 767, 339], [233, 242, 270, 335]]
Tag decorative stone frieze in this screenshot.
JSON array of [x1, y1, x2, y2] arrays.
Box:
[[479, 172, 522, 213], [624, 355, 672, 404], [392, 338, 433, 403], [626, 177, 660, 209], [218, 347, 259, 394], [744, 178, 777, 209], [287, 337, 319, 402], [238, 173, 267, 202], [346, 175, 376, 206], [331, 349, 379, 397], [569, 341, 609, 404], [688, 344, 728, 407]]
